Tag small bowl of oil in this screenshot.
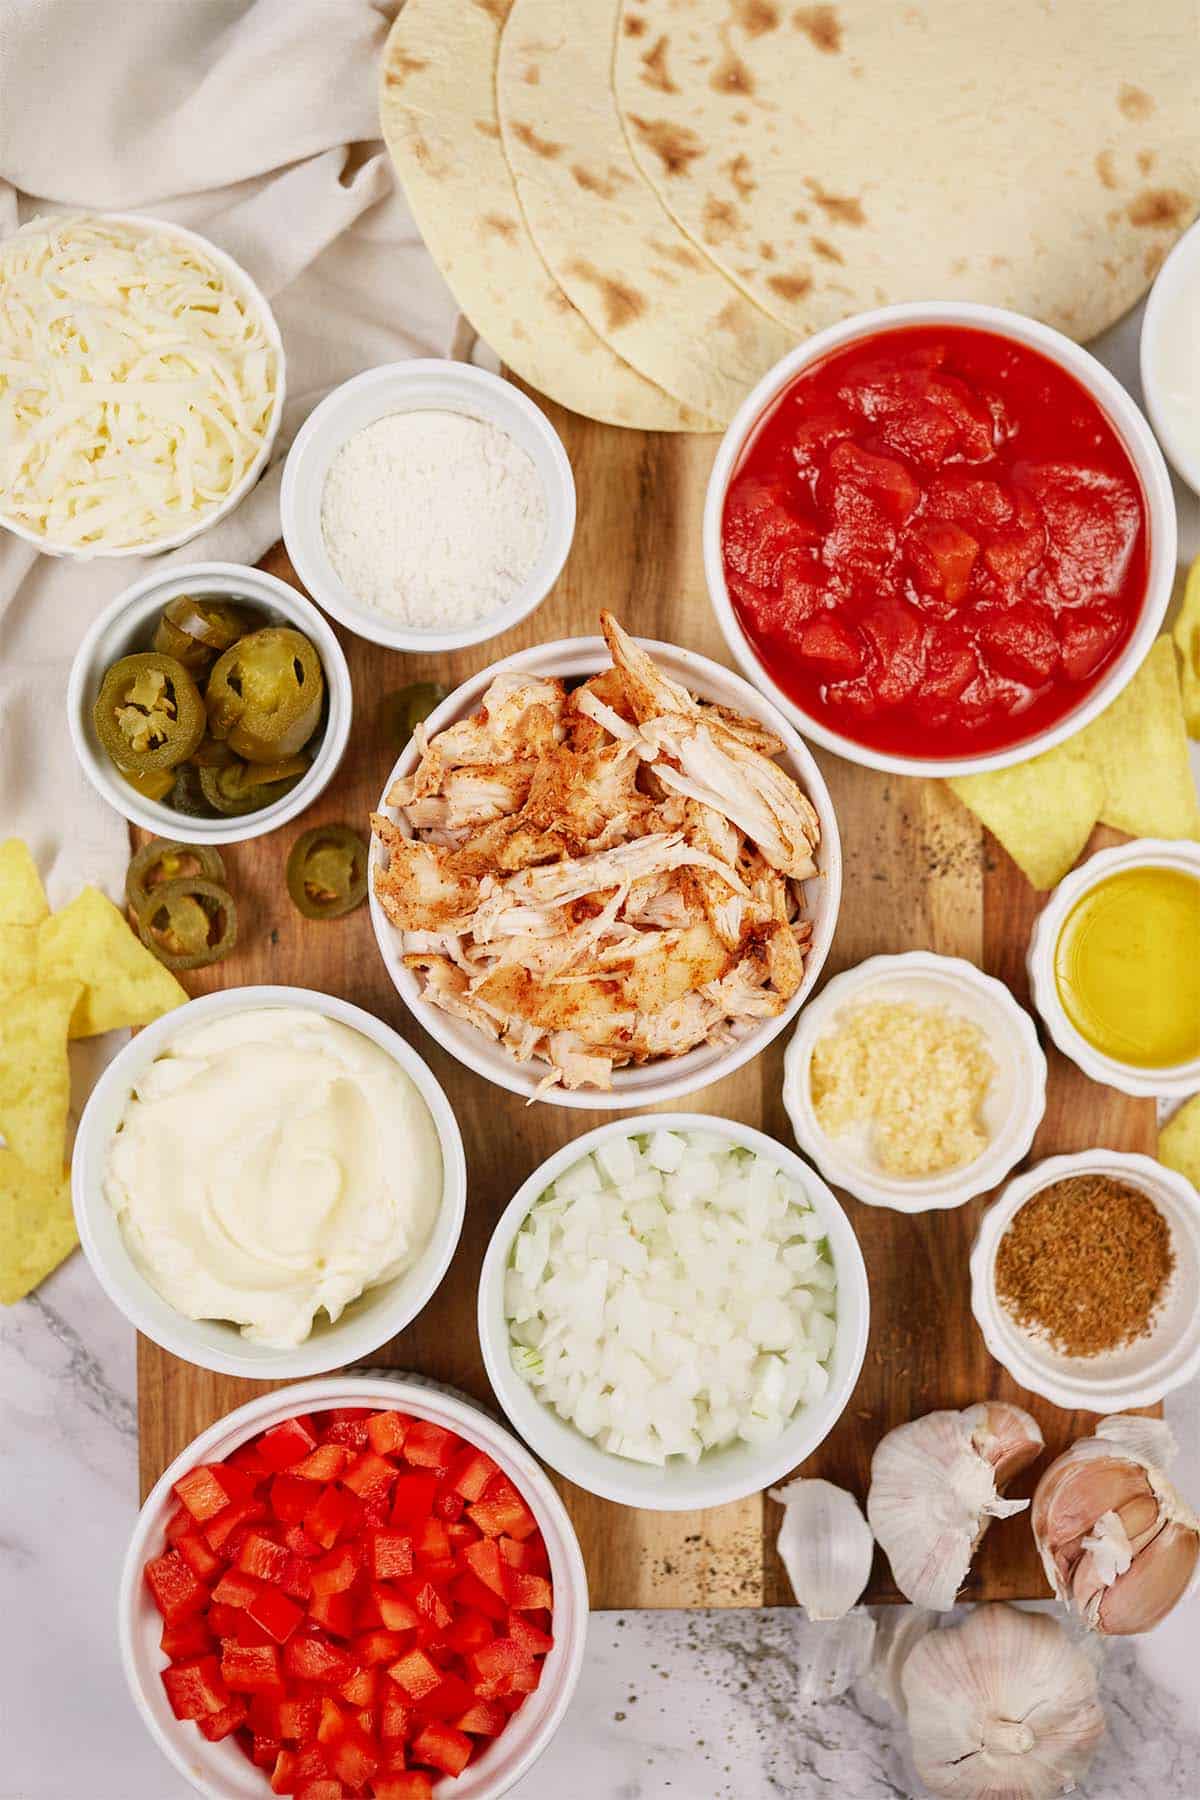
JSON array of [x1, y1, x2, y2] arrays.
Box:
[[1028, 838, 1200, 1098]]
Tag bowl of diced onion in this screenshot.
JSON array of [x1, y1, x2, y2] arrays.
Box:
[[477, 1115, 870, 1511]]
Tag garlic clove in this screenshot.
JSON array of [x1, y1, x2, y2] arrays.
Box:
[[1094, 1519, 1200, 1635], [1031, 1454, 1147, 1594], [768, 1476, 874, 1620], [971, 1400, 1046, 1488]]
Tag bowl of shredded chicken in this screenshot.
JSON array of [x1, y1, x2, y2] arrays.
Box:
[[369, 612, 841, 1105]]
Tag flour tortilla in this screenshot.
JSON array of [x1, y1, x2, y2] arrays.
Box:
[[614, 0, 1200, 342], [379, 0, 705, 430], [497, 0, 795, 424]]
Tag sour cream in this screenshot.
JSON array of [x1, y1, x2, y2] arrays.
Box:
[[104, 1007, 443, 1347]]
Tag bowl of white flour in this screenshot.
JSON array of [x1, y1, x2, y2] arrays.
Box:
[[281, 359, 576, 651]]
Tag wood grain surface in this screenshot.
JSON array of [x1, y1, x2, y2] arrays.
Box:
[[137, 404, 1155, 1608]]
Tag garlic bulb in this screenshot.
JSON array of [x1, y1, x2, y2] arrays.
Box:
[[868, 1402, 1044, 1609], [769, 1477, 874, 1620], [1032, 1414, 1200, 1635], [902, 1603, 1105, 1800]]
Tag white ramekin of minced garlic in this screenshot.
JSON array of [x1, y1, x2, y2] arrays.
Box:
[[783, 950, 1047, 1213]]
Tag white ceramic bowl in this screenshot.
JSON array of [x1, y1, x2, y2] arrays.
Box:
[[1140, 216, 1200, 496], [280, 360, 576, 653], [782, 951, 1047, 1213], [477, 1113, 870, 1511], [703, 299, 1178, 777], [1027, 837, 1200, 1099], [0, 212, 284, 559], [970, 1150, 1200, 1411], [119, 1373, 588, 1800], [72, 986, 466, 1379], [369, 635, 842, 1108], [67, 560, 352, 845]]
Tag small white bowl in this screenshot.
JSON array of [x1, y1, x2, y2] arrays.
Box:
[[782, 951, 1047, 1213], [72, 985, 466, 1379], [970, 1150, 1200, 1412], [1027, 837, 1200, 1099], [703, 299, 1178, 778], [1140, 216, 1200, 497], [119, 1374, 588, 1800], [280, 360, 576, 653], [477, 1113, 870, 1512], [369, 635, 842, 1108], [66, 560, 352, 845], [0, 212, 284, 559]]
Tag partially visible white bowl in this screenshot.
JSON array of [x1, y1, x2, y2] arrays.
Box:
[[1027, 837, 1200, 1099], [281, 360, 576, 653], [477, 1114, 870, 1511], [703, 299, 1178, 778], [0, 212, 284, 559], [782, 951, 1047, 1213], [66, 560, 352, 845], [1140, 215, 1200, 497], [72, 986, 466, 1379], [119, 1374, 588, 1800], [970, 1150, 1200, 1412], [368, 634, 842, 1108]]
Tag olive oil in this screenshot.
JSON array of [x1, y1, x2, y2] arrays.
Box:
[[1053, 866, 1200, 1068]]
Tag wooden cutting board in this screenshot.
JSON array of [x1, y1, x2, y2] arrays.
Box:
[[137, 402, 1155, 1607]]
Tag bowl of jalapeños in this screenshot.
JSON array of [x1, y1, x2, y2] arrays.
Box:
[[67, 560, 352, 844]]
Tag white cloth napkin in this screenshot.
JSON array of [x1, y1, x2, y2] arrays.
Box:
[[0, 0, 458, 907]]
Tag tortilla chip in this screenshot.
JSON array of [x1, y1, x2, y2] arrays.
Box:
[[0, 1151, 77, 1303], [0, 979, 80, 1174], [1079, 636, 1200, 840], [1159, 1093, 1200, 1192], [1173, 554, 1200, 737], [0, 923, 37, 999], [948, 745, 1105, 890], [35, 886, 187, 1038], [0, 838, 49, 925]]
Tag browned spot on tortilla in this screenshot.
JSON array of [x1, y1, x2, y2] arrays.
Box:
[[989, 254, 1011, 269], [703, 196, 742, 242], [474, 118, 501, 140], [641, 35, 678, 93], [733, 110, 751, 126], [711, 28, 755, 95], [733, 0, 780, 33], [511, 322, 528, 340], [1095, 150, 1118, 190], [792, 6, 842, 52], [715, 298, 748, 334], [522, 64, 540, 85], [571, 163, 626, 199], [482, 213, 518, 241], [1118, 83, 1155, 121], [652, 238, 704, 270], [512, 120, 564, 159], [624, 12, 647, 35], [767, 270, 813, 301], [1138, 149, 1157, 175], [810, 235, 843, 264], [410, 132, 444, 178], [805, 179, 865, 225], [725, 153, 757, 199], [565, 259, 647, 331], [545, 285, 571, 314], [629, 116, 704, 177], [1128, 187, 1190, 228], [951, 256, 968, 275], [385, 52, 427, 88], [759, 240, 776, 261], [792, 208, 810, 224], [1144, 244, 1167, 279]]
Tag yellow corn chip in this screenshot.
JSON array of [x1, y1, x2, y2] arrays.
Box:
[[0, 979, 80, 1173], [948, 744, 1104, 891], [0, 923, 37, 999], [1159, 1093, 1200, 1192], [0, 1151, 77, 1303], [1173, 554, 1200, 737], [0, 838, 49, 925], [1079, 636, 1200, 840], [35, 886, 187, 1038]]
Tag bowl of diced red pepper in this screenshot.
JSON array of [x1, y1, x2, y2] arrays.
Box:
[[120, 1377, 588, 1800]]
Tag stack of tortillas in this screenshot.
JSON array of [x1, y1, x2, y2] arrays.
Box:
[[380, 0, 1199, 432]]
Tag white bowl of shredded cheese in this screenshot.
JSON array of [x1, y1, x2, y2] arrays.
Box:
[[783, 951, 1047, 1213], [280, 359, 575, 651], [0, 213, 283, 557]]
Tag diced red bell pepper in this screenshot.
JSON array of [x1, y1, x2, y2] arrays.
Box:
[[205, 1497, 266, 1554], [456, 1699, 507, 1736], [258, 1416, 320, 1471], [282, 1523, 323, 1559], [339, 1663, 378, 1707], [450, 1568, 508, 1622], [221, 1642, 285, 1696], [145, 1550, 209, 1623], [367, 1530, 414, 1583], [356, 1588, 384, 1631], [248, 1586, 305, 1645], [273, 1474, 321, 1524], [160, 1615, 214, 1661], [173, 1463, 239, 1524], [372, 1778, 434, 1800], [310, 1543, 361, 1597], [295, 1444, 350, 1483], [231, 1612, 279, 1649], [237, 1533, 290, 1584], [432, 1483, 465, 1524], [447, 1520, 480, 1555], [316, 1697, 379, 1788], [446, 1609, 494, 1656], [402, 1422, 457, 1471], [508, 1612, 553, 1657], [308, 1588, 356, 1639], [283, 1632, 352, 1685], [390, 1473, 439, 1529], [248, 1693, 285, 1739], [465, 1639, 537, 1697], [306, 1485, 359, 1550], [410, 1722, 472, 1777], [227, 1439, 272, 1479], [174, 1531, 223, 1584], [161, 1655, 230, 1721], [448, 1447, 498, 1504], [277, 1695, 321, 1744], [412, 1517, 450, 1568], [387, 1647, 442, 1702], [499, 1534, 548, 1574], [321, 1409, 372, 1451], [270, 1744, 329, 1794], [380, 1687, 412, 1742], [366, 1410, 412, 1456], [280, 1555, 314, 1602], [341, 1450, 398, 1505], [196, 1699, 248, 1742], [211, 1568, 262, 1610], [471, 1476, 537, 1540], [462, 1538, 507, 1597], [164, 1505, 193, 1545], [252, 1733, 283, 1770], [505, 1570, 553, 1612], [375, 1586, 420, 1633], [416, 1673, 473, 1723], [353, 1629, 413, 1668], [406, 1578, 451, 1633], [294, 1781, 344, 1800]]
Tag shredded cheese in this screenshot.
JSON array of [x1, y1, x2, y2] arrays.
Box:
[[0, 215, 279, 550]]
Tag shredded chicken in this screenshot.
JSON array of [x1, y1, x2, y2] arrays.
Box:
[[372, 614, 822, 1094]]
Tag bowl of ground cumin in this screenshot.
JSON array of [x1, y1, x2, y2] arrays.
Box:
[[970, 1150, 1200, 1410]]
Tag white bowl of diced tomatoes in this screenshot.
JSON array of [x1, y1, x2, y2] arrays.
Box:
[[119, 1376, 588, 1800]]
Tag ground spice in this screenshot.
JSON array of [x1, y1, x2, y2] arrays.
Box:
[[995, 1174, 1174, 1357]]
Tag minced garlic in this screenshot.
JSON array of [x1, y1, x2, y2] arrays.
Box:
[[810, 1000, 995, 1177]]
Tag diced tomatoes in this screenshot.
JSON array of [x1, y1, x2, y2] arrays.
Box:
[[793, 614, 863, 678], [904, 519, 978, 607], [981, 604, 1060, 685]]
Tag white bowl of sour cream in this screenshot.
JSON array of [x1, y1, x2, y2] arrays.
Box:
[[72, 986, 466, 1378]]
